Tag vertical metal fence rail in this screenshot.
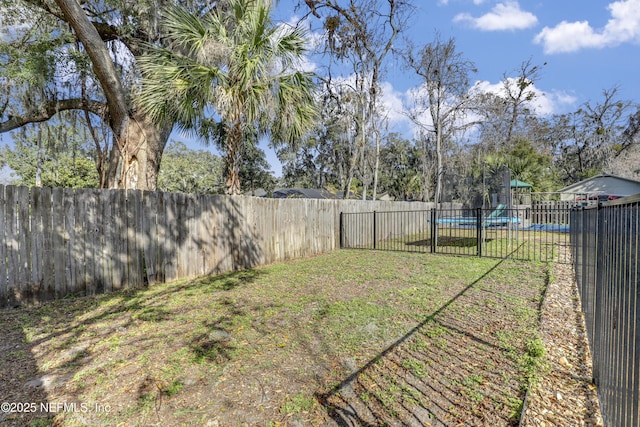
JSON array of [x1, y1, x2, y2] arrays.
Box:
[[430, 210, 437, 254], [571, 197, 640, 427], [341, 207, 572, 264], [339, 212, 344, 249], [373, 211, 377, 250], [340, 210, 433, 253], [476, 208, 483, 257]]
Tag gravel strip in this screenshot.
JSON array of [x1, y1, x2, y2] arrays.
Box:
[[521, 247, 604, 427]]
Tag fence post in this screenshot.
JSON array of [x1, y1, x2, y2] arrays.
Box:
[[430, 209, 437, 254], [339, 212, 344, 249], [593, 202, 603, 389], [373, 211, 377, 250], [476, 208, 482, 257]]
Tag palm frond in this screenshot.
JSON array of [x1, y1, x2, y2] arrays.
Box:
[[137, 0, 318, 193]]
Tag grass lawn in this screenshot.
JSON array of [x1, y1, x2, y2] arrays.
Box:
[[352, 226, 569, 264], [0, 250, 549, 426]]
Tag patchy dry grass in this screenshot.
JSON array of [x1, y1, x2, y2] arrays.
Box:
[[0, 250, 548, 426]]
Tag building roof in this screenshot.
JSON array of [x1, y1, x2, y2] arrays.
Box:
[[270, 188, 339, 199], [559, 173, 640, 196], [510, 179, 533, 189]]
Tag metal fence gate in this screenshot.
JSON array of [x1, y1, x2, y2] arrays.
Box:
[[340, 207, 572, 263]]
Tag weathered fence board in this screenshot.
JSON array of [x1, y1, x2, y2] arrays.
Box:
[[63, 188, 75, 296], [99, 190, 112, 293], [30, 187, 43, 300], [52, 188, 65, 299], [86, 189, 98, 296], [164, 192, 179, 282], [17, 186, 30, 295], [0, 186, 6, 304], [531, 200, 574, 224], [6, 187, 17, 299], [141, 191, 156, 285], [40, 187, 54, 301], [74, 190, 87, 296]]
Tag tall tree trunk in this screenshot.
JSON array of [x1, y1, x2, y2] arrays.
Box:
[[418, 135, 428, 202], [434, 127, 443, 207], [35, 126, 44, 187], [372, 126, 381, 201], [55, 0, 173, 191], [360, 132, 369, 201], [105, 112, 172, 190], [225, 121, 244, 195], [344, 159, 355, 199], [343, 130, 357, 199]]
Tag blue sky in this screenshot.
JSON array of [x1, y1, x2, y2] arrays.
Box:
[[267, 0, 640, 176], [4, 0, 640, 183], [412, 0, 640, 105], [239, 0, 639, 177]]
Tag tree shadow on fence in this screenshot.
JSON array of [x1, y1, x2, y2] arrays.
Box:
[[0, 185, 270, 424], [316, 257, 544, 426], [0, 186, 268, 308]]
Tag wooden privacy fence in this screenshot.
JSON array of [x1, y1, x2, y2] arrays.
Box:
[[0, 185, 434, 307], [531, 200, 574, 224]]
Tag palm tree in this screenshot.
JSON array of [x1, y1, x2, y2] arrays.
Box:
[[137, 0, 317, 194]]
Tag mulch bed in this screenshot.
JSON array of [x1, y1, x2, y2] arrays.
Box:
[[520, 247, 604, 427]]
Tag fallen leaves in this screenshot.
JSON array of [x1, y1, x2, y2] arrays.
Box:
[[520, 247, 604, 427]]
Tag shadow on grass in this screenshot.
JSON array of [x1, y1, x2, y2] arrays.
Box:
[[316, 257, 545, 426], [0, 267, 266, 425], [0, 319, 52, 426]]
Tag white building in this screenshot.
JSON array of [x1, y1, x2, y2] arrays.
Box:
[[558, 174, 640, 201]]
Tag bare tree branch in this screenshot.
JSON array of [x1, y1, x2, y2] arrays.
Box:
[[54, 0, 128, 136], [0, 99, 107, 133]]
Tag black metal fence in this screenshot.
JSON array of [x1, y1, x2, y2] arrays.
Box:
[[571, 196, 640, 427], [340, 207, 572, 263]]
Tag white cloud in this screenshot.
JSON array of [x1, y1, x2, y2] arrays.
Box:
[[378, 75, 578, 139], [379, 81, 411, 130], [474, 79, 577, 115], [453, 1, 538, 31], [347, 74, 578, 140], [534, 0, 640, 53]]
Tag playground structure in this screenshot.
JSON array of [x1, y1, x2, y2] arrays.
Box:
[[340, 171, 575, 262], [443, 176, 572, 232], [436, 178, 533, 229]]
